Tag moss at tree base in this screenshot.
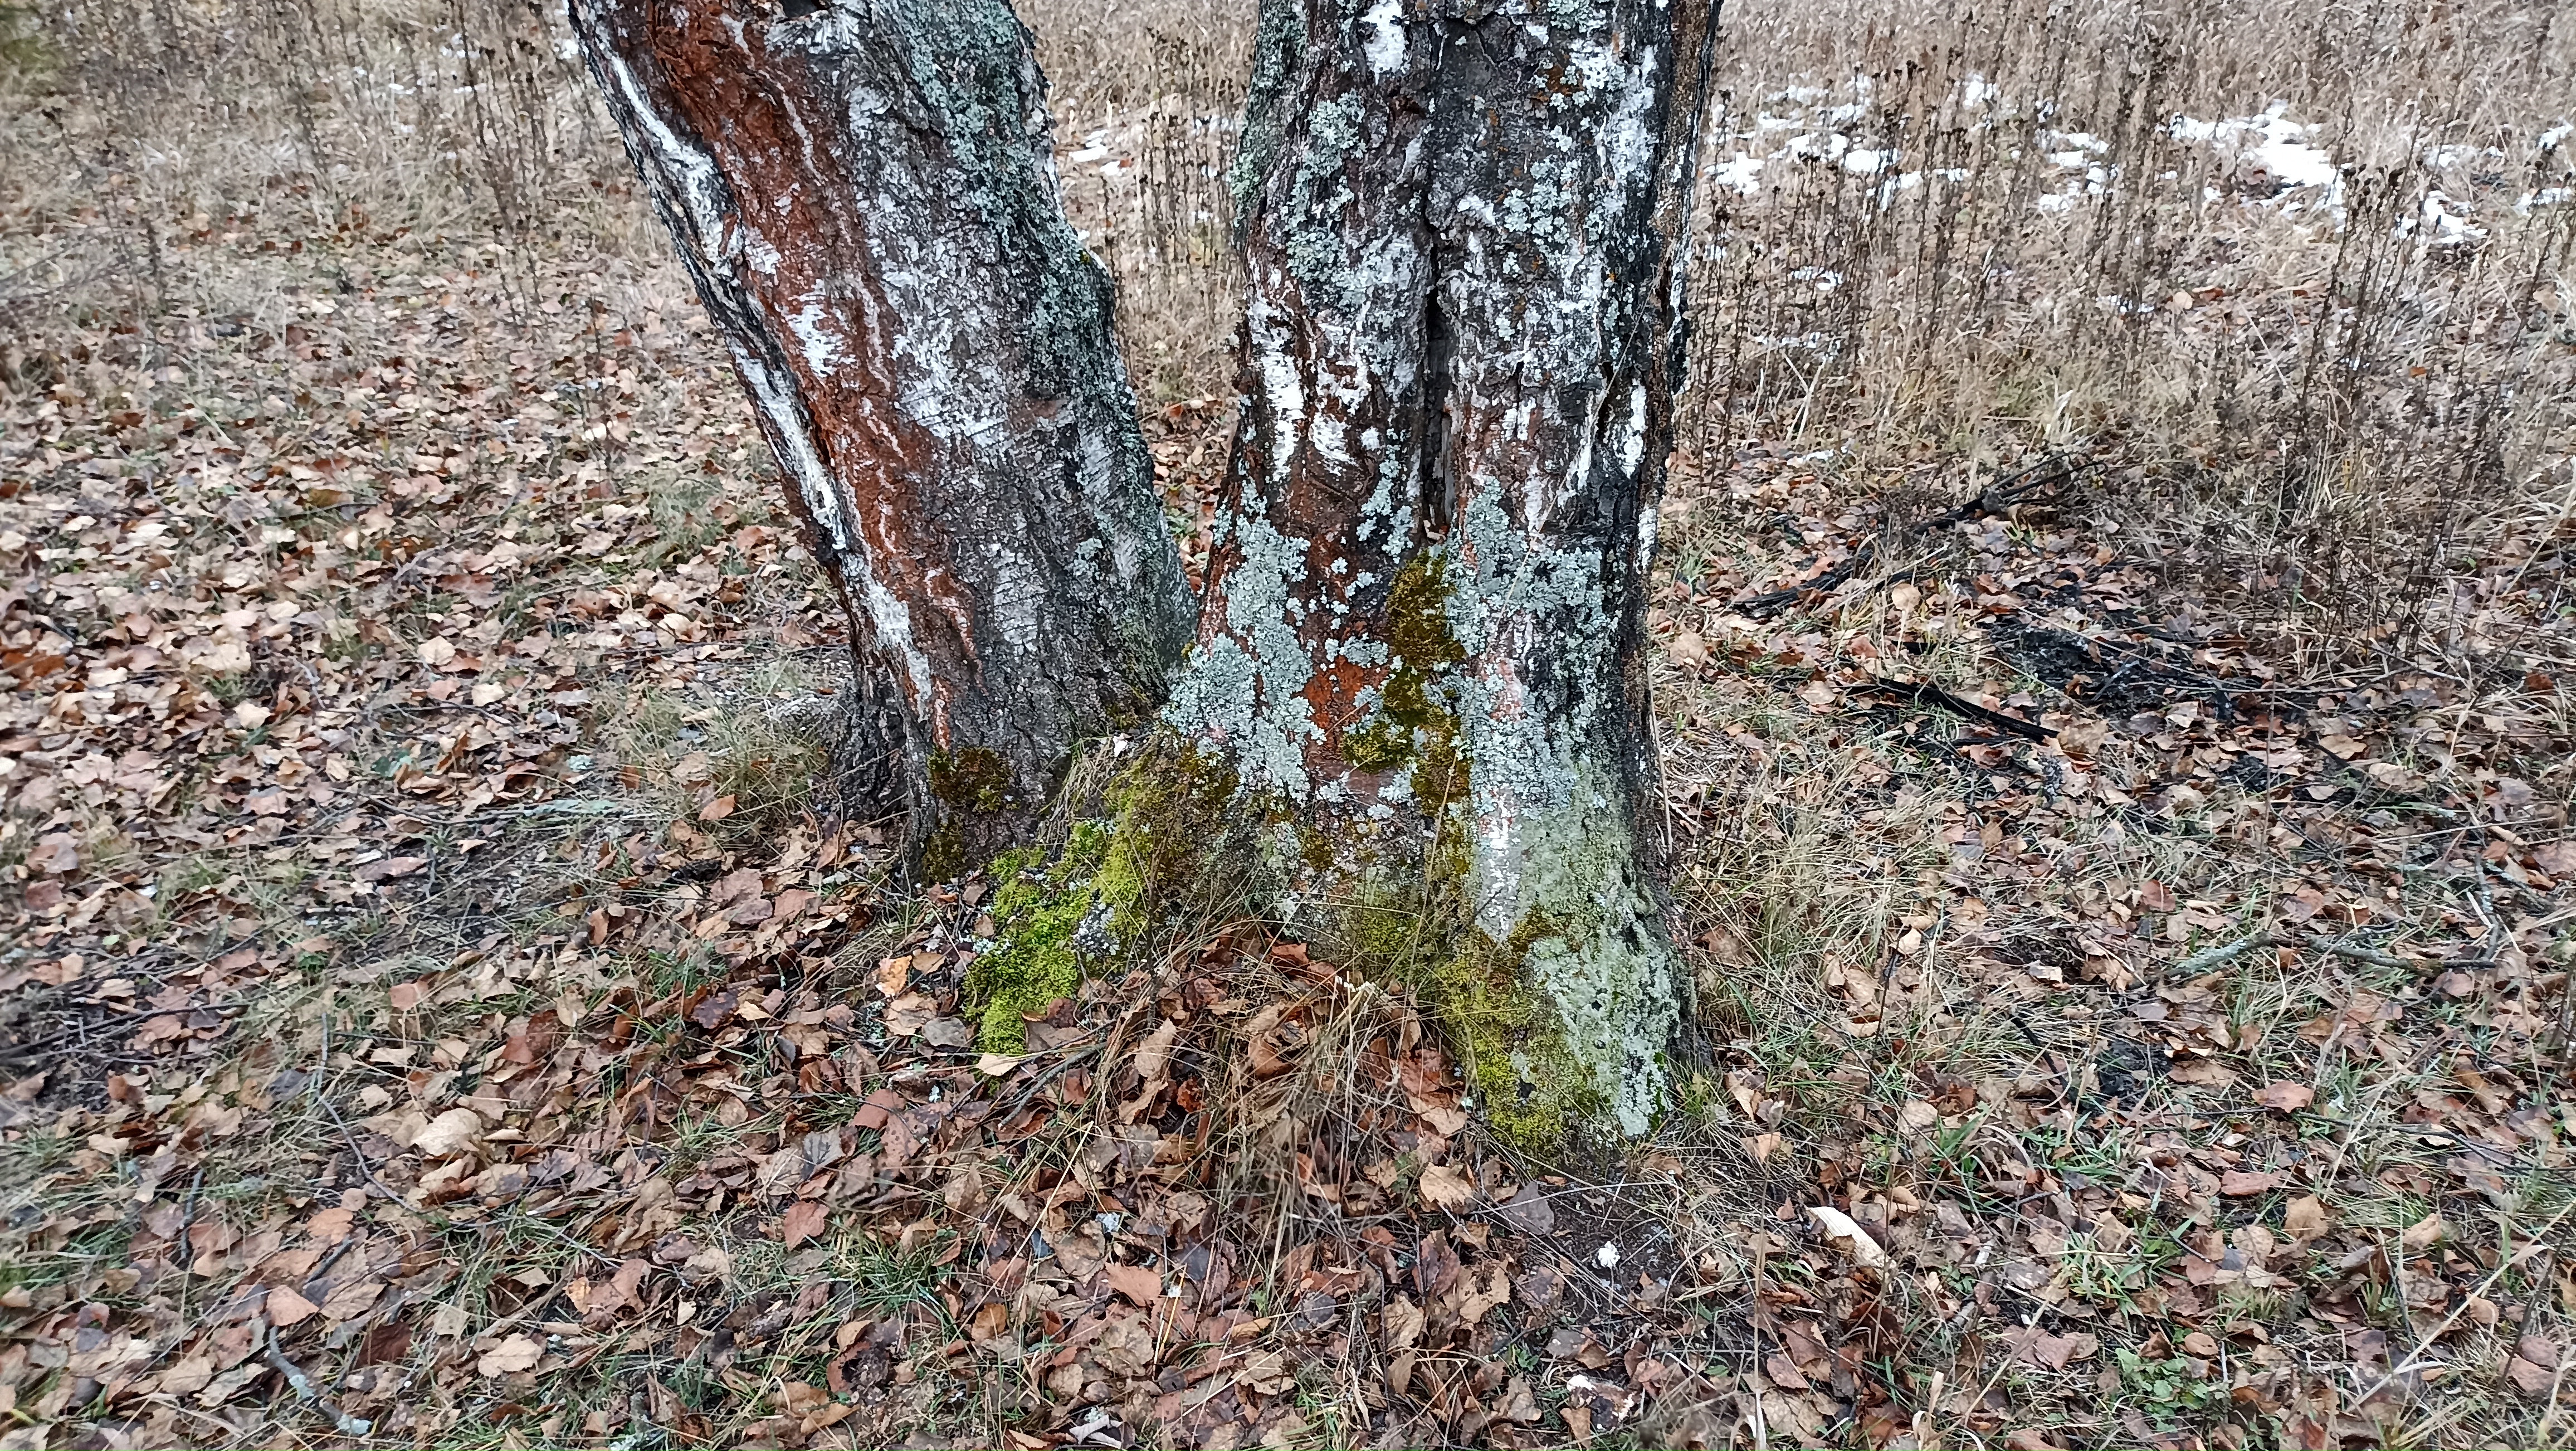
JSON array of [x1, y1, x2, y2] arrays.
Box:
[[961, 739, 1241, 1053]]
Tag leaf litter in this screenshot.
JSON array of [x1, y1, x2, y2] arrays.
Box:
[[1, 35, 2573, 1451]]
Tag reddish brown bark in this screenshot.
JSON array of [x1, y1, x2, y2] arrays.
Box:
[[570, 0, 1194, 868]]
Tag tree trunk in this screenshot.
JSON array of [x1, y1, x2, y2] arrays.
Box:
[[1161, 0, 1716, 1144], [574, 0, 1714, 1146], [568, 0, 1196, 871]]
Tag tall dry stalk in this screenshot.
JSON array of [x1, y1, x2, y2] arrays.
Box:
[[1682, 0, 2574, 658], [5, 0, 2568, 655]]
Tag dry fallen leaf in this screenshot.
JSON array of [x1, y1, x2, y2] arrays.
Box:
[[2284, 1194, 2333, 1240], [1418, 1163, 1476, 1210], [874, 956, 913, 996], [1102, 1262, 1161, 1308], [1496, 1183, 1555, 1236], [2253, 1081, 2314, 1111], [477, 1333, 543, 1376], [2507, 1336, 2563, 1396], [781, 1199, 828, 1251], [411, 1107, 485, 1159], [918, 1016, 975, 1049], [2401, 1213, 2446, 1250], [882, 992, 934, 1038], [1118, 1019, 1179, 1123], [265, 1286, 320, 1328]]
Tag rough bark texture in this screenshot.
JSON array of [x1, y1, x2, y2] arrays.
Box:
[[569, 0, 1196, 870], [1162, 0, 1716, 1143]]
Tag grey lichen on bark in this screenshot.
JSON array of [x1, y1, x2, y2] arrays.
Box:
[[568, 0, 1194, 871], [1165, 0, 1718, 1146], [572, 0, 1718, 1147]]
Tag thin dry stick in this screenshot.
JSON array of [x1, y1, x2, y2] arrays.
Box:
[[262, 1327, 374, 1437], [315, 989, 409, 1207]]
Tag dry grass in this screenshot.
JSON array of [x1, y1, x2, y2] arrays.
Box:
[[1687, 0, 2576, 660], [4, 0, 2574, 1446]]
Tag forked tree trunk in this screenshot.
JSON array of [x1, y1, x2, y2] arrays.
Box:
[[575, 0, 1715, 1146], [568, 0, 1196, 870], [1163, 0, 1717, 1142]]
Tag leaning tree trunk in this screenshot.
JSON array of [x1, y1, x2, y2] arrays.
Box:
[[568, 0, 1196, 871], [1161, 0, 1718, 1145]]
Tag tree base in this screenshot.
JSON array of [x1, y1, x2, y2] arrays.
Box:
[[958, 731, 1680, 1152]]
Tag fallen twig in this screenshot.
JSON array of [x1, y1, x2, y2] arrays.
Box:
[[262, 1328, 374, 1437], [1852, 676, 2055, 740], [2173, 932, 2424, 977], [1734, 538, 1875, 620]]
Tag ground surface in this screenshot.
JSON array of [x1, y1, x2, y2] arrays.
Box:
[[4, 15, 2576, 1451]]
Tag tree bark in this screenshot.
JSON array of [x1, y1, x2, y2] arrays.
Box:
[[1162, 0, 1716, 1142], [573, 0, 1714, 1145], [568, 0, 1196, 870]]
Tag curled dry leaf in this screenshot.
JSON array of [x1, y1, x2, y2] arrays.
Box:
[[1417, 1163, 1476, 1210], [2284, 1194, 2333, 1240], [2253, 1081, 2315, 1111], [410, 1107, 486, 1158], [1118, 1019, 1178, 1124]]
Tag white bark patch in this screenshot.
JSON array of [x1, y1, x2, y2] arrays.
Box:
[[1361, 0, 1406, 76], [1570, 40, 1658, 201], [1163, 503, 1316, 797], [729, 335, 933, 704], [1617, 382, 1647, 475], [787, 290, 847, 378], [990, 542, 1044, 652], [592, 43, 734, 266], [1248, 284, 1306, 487]]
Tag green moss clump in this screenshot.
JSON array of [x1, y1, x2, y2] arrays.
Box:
[[963, 828, 1120, 1053], [929, 746, 1016, 814], [916, 822, 967, 884], [961, 740, 1241, 1053], [1342, 554, 1466, 805], [1418, 916, 1602, 1153]]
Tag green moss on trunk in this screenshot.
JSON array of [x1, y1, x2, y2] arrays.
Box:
[[962, 741, 1241, 1052]]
